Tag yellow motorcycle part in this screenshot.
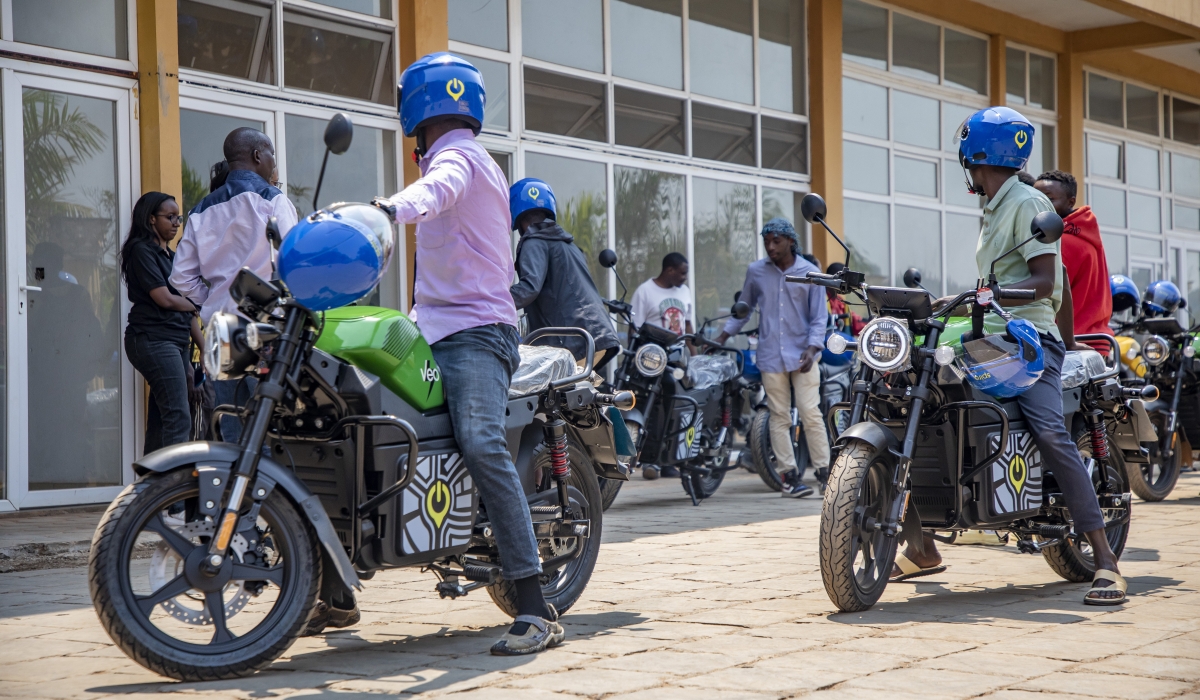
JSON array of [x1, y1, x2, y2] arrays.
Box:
[[1116, 335, 1147, 378]]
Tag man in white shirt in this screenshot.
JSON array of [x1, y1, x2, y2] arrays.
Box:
[[630, 252, 694, 339]]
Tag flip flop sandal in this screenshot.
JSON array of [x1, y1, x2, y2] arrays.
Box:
[[1083, 568, 1128, 606], [490, 615, 566, 656], [890, 553, 947, 582]]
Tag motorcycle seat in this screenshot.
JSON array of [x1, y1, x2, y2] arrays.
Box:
[[509, 344, 579, 397], [1061, 348, 1107, 389], [686, 354, 739, 390]]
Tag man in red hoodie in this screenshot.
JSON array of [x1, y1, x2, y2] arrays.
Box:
[[1035, 170, 1113, 353]]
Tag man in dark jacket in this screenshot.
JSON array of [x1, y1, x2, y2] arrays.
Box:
[[509, 177, 620, 368]]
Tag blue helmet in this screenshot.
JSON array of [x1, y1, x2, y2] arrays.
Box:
[[957, 318, 1044, 398], [822, 330, 855, 366], [956, 107, 1035, 171], [279, 204, 395, 311], [398, 52, 485, 137], [1143, 279, 1183, 317], [1110, 274, 1140, 313], [509, 178, 557, 230]]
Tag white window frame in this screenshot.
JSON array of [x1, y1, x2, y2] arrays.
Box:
[[0, 0, 138, 73]]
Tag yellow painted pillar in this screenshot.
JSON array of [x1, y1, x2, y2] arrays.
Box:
[[135, 0, 181, 199], [807, 0, 843, 268], [397, 0, 449, 306], [989, 34, 1006, 108], [1057, 52, 1085, 203]]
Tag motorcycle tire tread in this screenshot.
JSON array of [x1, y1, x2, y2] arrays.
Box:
[[750, 409, 784, 492], [1126, 420, 1182, 502], [598, 478, 623, 511]]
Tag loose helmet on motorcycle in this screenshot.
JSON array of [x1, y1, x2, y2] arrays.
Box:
[[1143, 279, 1184, 317], [955, 107, 1035, 187], [398, 52, 486, 137], [822, 330, 855, 366], [956, 318, 1044, 398], [1110, 274, 1140, 313], [278, 204, 396, 311], [509, 177, 557, 230]]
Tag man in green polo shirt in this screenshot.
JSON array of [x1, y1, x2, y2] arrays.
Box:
[[892, 107, 1127, 606]]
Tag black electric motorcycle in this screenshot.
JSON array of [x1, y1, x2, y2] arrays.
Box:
[[597, 249, 750, 505], [793, 193, 1153, 613]]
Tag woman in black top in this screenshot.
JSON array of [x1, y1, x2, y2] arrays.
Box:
[[122, 192, 203, 453]]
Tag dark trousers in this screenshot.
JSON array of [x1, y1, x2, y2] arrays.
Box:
[[213, 377, 257, 443], [1016, 338, 1106, 533], [126, 333, 191, 454]]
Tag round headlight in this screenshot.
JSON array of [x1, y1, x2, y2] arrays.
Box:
[[859, 318, 912, 373], [1142, 335, 1169, 366], [634, 343, 668, 377]]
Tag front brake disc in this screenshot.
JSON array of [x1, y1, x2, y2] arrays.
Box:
[[147, 520, 252, 625]]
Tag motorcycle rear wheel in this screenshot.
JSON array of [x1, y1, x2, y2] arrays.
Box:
[[749, 408, 806, 492], [89, 468, 320, 681], [819, 441, 898, 613], [1127, 413, 1182, 502]]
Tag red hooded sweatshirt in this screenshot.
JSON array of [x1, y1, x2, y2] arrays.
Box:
[[1061, 206, 1112, 351]]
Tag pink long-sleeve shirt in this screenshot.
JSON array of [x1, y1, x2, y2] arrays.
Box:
[[387, 129, 518, 345]]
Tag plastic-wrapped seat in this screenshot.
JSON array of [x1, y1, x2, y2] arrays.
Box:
[[685, 355, 739, 391], [1061, 348, 1107, 389], [509, 345, 578, 397]]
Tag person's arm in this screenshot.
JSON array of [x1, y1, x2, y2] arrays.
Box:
[[386, 150, 472, 225], [148, 286, 201, 312], [998, 253, 1057, 306], [627, 285, 645, 345], [169, 221, 210, 308], [799, 280, 830, 373], [509, 240, 548, 310], [1056, 275, 1088, 351], [131, 243, 200, 313], [716, 272, 756, 344], [190, 315, 204, 350]]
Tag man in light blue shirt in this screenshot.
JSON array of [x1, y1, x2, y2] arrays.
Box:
[[717, 218, 828, 498]]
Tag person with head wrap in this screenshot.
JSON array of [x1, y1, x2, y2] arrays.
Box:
[[716, 218, 829, 498]]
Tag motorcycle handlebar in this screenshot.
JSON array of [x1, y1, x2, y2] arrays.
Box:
[[785, 273, 842, 290], [999, 288, 1036, 300], [1123, 384, 1160, 401], [594, 390, 636, 411]]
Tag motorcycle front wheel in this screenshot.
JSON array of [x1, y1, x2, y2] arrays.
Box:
[[89, 468, 320, 681], [819, 441, 898, 612], [1127, 413, 1182, 502]]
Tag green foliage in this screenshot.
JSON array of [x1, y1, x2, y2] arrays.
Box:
[[181, 159, 207, 215], [614, 166, 685, 291], [557, 190, 608, 291], [693, 183, 756, 330], [23, 89, 105, 247]]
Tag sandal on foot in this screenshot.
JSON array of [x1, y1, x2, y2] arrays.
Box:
[[890, 553, 947, 582], [1084, 569, 1128, 606], [490, 615, 566, 656]]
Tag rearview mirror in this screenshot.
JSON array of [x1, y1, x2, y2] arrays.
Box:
[[599, 249, 618, 269], [800, 193, 827, 224], [324, 113, 354, 154], [902, 268, 922, 289], [731, 300, 751, 320], [1031, 211, 1063, 245]]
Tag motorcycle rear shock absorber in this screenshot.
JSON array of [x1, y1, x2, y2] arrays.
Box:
[[1083, 408, 1117, 491], [543, 418, 571, 509]]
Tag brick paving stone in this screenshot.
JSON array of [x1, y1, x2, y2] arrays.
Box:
[[1011, 670, 1192, 698], [1074, 653, 1200, 682]]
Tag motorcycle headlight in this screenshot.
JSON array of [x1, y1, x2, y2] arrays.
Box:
[[858, 317, 912, 373], [1142, 335, 1169, 366], [634, 343, 668, 377], [202, 312, 259, 380]]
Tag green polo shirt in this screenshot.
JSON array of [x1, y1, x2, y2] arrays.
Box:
[[975, 175, 1062, 340]]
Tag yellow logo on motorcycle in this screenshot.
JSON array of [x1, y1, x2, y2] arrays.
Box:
[[1014, 130, 1028, 149], [685, 426, 696, 447], [1008, 454, 1027, 493], [426, 480, 451, 528], [446, 78, 465, 101], [528, 187, 540, 199]]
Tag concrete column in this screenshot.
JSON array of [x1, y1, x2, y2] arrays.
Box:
[[989, 34, 1006, 107], [1057, 51, 1085, 203], [807, 0, 843, 268], [135, 0, 182, 199]]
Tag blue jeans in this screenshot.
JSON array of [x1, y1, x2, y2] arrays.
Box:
[[1016, 338, 1106, 533], [126, 333, 192, 454], [432, 323, 541, 580], [213, 377, 257, 443]]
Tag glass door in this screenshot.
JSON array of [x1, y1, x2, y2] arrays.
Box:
[[5, 71, 134, 508], [1169, 242, 1200, 325], [179, 95, 276, 213]]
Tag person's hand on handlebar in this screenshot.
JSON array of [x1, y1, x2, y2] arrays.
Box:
[[714, 331, 730, 346], [798, 345, 821, 373]]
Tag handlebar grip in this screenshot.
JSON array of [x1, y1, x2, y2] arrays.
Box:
[[999, 288, 1036, 300], [1124, 384, 1160, 401]]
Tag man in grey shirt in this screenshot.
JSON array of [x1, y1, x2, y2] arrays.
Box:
[[717, 218, 828, 498]]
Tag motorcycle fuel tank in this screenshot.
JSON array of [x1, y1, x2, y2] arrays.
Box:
[[316, 306, 445, 411]]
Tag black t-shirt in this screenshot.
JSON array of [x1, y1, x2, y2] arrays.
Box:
[[125, 239, 194, 344]]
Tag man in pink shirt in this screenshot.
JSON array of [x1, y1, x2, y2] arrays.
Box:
[[380, 53, 562, 656]]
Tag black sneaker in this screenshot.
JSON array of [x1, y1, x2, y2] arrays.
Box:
[[302, 599, 361, 636], [781, 471, 814, 498]]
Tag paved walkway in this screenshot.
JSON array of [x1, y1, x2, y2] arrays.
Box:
[[2, 468, 1200, 699]]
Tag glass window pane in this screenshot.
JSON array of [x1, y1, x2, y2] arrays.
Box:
[[612, 0, 682, 89], [1172, 97, 1200, 146], [449, 0, 507, 50], [13, 0, 127, 59], [525, 152, 609, 289], [894, 206, 941, 292], [1175, 204, 1200, 231], [23, 89, 121, 489], [1092, 184, 1127, 228], [843, 77, 887, 139], [463, 54, 509, 131], [691, 103, 755, 166], [1005, 48, 1026, 105], [895, 157, 936, 198], [763, 188, 801, 230], [1103, 233, 1127, 274], [615, 87, 684, 155], [1126, 83, 1159, 136], [759, 0, 805, 115], [282, 12, 394, 105], [693, 178, 757, 326], [488, 150, 511, 181], [523, 0, 603, 72], [1188, 251, 1200, 313], [892, 14, 939, 84], [615, 165, 686, 292], [1088, 138, 1122, 180], [1029, 53, 1055, 110], [1129, 236, 1161, 259], [285, 115, 396, 217], [1125, 143, 1160, 191], [1034, 123, 1055, 176], [946, 213, 981, 293], [1088, 73, 1123, 127], [1172, 153, 1200, 198], [179, 0, 275, 84], [1025, 129, 1044, 182], [307, 0, 390, 17], [524, 67, 607, 142], [844, 141, 888, 195], [943, 102, 976, 152], [179, 110, 265, 214], [1129, 193, 1161, 233], [893, 91, 939, 149], [844, 199, 890, 286], [842, 0, 886, 70], [944, 29, 987, 94], [944, 158, 981, 208], [689, 0, 753, 104], [761, 116, 807, 174]]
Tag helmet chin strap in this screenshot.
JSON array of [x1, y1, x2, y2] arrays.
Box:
[[961, 164, 986, 196], [413, 128, 428, 162]]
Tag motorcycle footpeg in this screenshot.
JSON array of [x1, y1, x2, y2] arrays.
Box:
[[1038, 524, 1071, 540], [462, 563, 500, 583], [436, 579, 468, 599]]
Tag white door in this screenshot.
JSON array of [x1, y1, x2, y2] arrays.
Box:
[[1169, 242, 1200, 323]]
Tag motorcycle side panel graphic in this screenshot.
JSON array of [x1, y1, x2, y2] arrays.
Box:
[[399, 452, 476, 555], [675, 408, 701, 461], [986, 430, 1043, 517]]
